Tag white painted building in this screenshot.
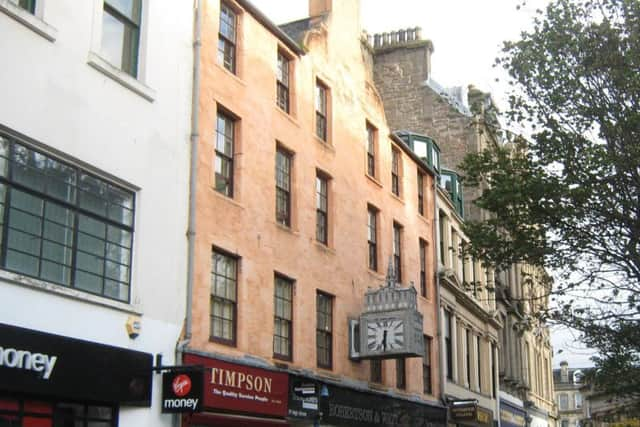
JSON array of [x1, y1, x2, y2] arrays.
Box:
[[0, 1, 192, 425]]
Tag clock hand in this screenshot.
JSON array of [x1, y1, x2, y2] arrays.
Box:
[[382, 330, 387, 351]]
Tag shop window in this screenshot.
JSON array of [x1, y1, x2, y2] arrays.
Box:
[[0, 397, 115, 426]]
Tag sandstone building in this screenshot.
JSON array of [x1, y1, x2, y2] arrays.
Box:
[[180, 0, 447, 425]]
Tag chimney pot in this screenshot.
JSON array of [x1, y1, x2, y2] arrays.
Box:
[[415, 26, 422, 40], [399, 29, 406, 42]]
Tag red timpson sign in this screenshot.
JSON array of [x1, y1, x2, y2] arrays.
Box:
[[183, 354, 288, 417]]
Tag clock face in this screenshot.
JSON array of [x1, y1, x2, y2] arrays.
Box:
[[367, 318, 404, 352]]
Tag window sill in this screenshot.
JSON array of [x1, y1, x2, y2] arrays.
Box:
[[313, 135, 335, 153], [274, 221, 299, 236], [87, 51, 156, 102], [314, 240, 335, 254], [211, 188, 244, 209], [214, 62, 246, 87], [390, 192, 404, 204], [365, 173, 383, 188], [0, 0, 57, 41], [275, 105, 300, 128], [0, 269, 142, 315]]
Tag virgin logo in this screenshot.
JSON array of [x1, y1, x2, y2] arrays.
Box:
[[172, 374, 192, 397]]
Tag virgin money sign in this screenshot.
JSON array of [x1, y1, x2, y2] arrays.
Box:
[[161, 370, 203, 413], [183, 353, 288, 417]]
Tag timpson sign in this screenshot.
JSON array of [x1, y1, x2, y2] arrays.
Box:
[[183, 354, 288, 417]]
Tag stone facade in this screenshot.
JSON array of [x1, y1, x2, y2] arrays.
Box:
[[371, 28, 557, 427], [554, 361, 588, 427], [437, 182, 501, 421]]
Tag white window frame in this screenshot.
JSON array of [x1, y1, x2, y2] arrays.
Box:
[[0, 0, 57, 41], [87, 0, 155, 101]]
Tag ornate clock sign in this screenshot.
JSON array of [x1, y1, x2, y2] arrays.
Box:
[[351, 262, 425, 359]]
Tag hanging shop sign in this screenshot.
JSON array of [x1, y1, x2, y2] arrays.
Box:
[[500, 401, 526, 427], [450, 401, 494, 427], [288, 376, 447, 427], [0, 322, 153, 406], [183, 353, 288, 417], [161, 368, 204, 413]]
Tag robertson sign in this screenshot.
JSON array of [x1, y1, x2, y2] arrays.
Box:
[[161, 370, 203, 413], [183, 353, 288, 417]]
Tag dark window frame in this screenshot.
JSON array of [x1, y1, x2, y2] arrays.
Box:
[[370, 359, 382, 383], [417, 172, 424, 215], [391, 148, 400, 196], [396, 358, 406, 389], [0, 132, 135, 303], [444, 309, 453, 380], [273, 273, 294, 361], [215, 109, 236, 197], [102, 0, 142, 77], [218, 2, 237, 73], [276, 50, 290, 113], [16, 0, 36, 13], [210, 247, 238, 346], [315, 172, 328, 244], [477, 335, 482, 391], [367, 206, 378, 271], [423, 336, 432, 394], [366, 122, 376, 177], [393, 222, 402, 282], [275, 146, 292, 226], [316, 291, 333, 369], [419, 238, 427, 297], [315, 80, 328, 141]]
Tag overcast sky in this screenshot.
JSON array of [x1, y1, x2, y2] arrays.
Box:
[[250, 0, 595, 369]]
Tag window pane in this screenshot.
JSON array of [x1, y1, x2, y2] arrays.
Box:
[[105, 0, 141, 22], [101, 11, 126, 71]]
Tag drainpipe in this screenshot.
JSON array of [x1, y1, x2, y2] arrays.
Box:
[[174, 1, 201, 425], [180, 0, 202, 380]]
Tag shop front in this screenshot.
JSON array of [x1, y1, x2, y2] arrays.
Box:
[[288, 375, 447, 427], [0, 322, 153, 426], [448, 400, 494, 427], [182, 353, 289, 427]]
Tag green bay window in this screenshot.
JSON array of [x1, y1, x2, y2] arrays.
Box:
[[0, 133, 134, 302]]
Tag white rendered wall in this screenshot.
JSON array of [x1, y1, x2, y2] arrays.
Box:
[[0, 1, 192, 425]]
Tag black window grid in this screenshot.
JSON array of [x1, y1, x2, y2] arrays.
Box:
[[276, 52, 290, 113], [273, 274, 293, 360], [275, 148, 291, 226], [0, 136, 134, 303], [367, 208, 377, 271], [218, 3, 237, 73], [316, 291, 333, 369], [210, 250, 238, 345], [215, 111, 235, 197], [316, 175, 328, 244]]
